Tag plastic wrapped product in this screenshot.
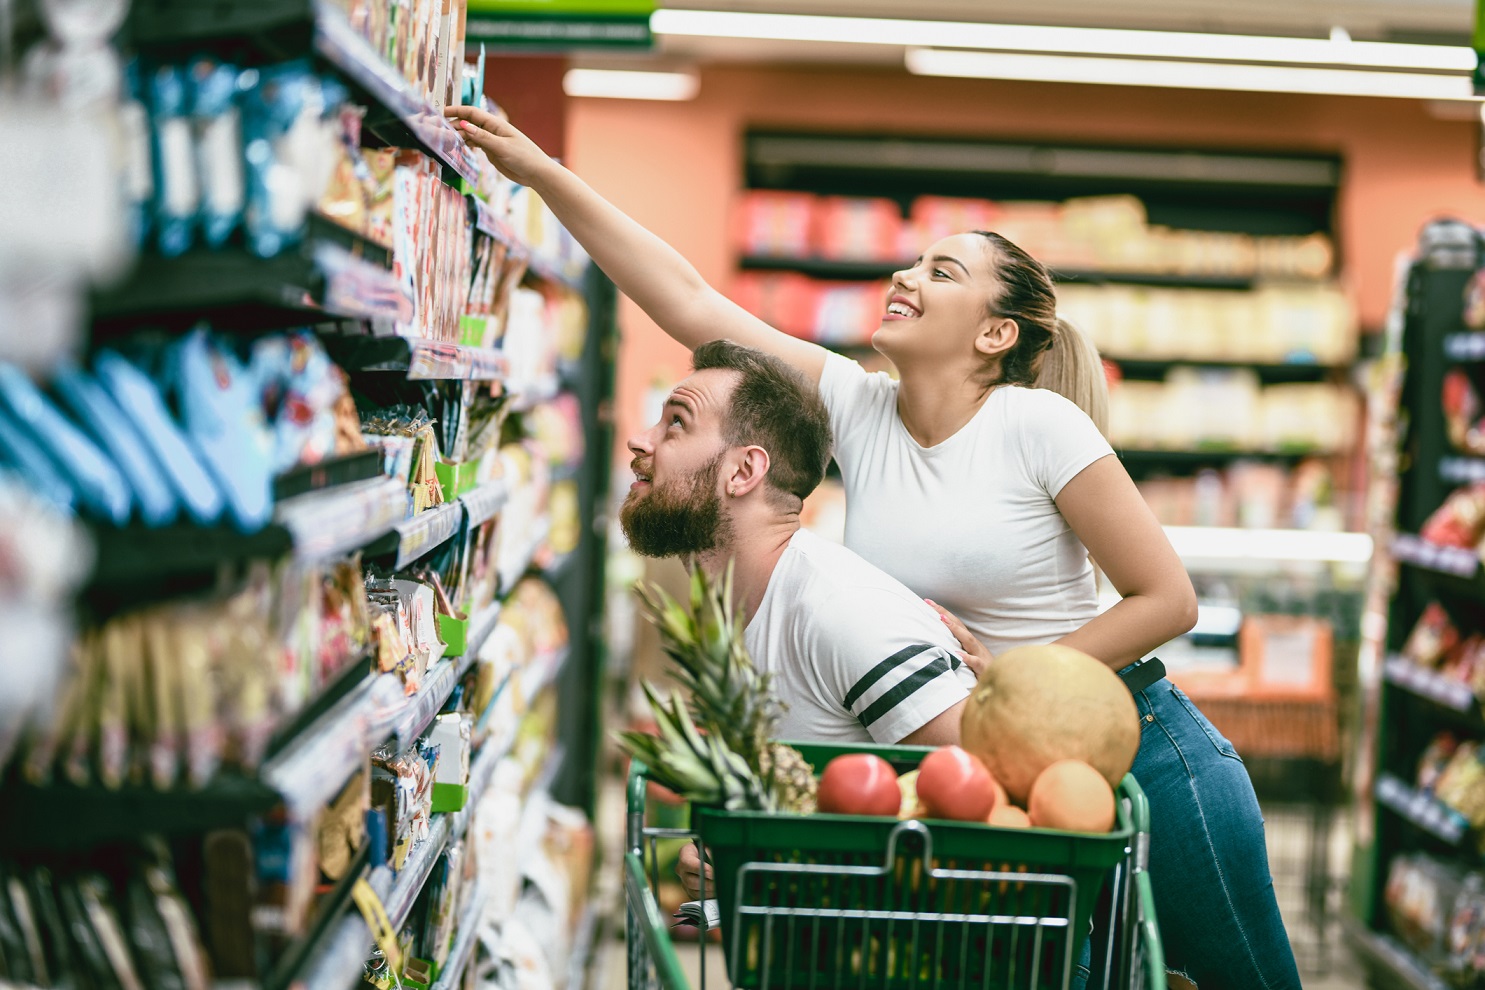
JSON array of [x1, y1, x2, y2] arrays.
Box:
[[0, 421, 77, 515], [189, 58, 249, 248], [241, 63, 346, 258], [51, 364, 178, 526], [0, 364, 131, 523], [93, 350, 224, 525], [121, 60, 155, 248], [166, 328, 273, 531], [149, 63, 199, 257]]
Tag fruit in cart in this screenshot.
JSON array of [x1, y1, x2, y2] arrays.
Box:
[[817, 753, 901, 816], [1027, 759, 1117, 833], [915, 745, 998, 821], [959, 644, 1139, 805], [616, 563, 817, 812], [988, 804, 1032, 829], [896, 769, 923, 819]]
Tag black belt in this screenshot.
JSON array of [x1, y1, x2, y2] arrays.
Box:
[[1119, 657, 1166, 695]]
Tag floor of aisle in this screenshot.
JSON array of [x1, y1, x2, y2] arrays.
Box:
[[589, 787, 1371, 990]]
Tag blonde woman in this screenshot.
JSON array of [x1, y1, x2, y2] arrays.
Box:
[[448, 106, 1301, 990]]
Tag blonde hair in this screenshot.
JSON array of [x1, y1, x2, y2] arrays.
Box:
[[971, 231, 1109, 438], [1036, 317, 1109, 438]]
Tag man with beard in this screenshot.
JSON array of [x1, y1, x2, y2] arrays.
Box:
[[622, 339, 972, 745]]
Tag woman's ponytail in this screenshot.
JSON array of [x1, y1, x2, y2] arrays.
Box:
[[1036, 317, 1109, 438]]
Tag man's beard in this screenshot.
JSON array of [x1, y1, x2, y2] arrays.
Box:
[[620, 454, 733, 558]]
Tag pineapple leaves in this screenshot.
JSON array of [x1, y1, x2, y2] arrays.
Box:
[[616, 561, 813, 813]]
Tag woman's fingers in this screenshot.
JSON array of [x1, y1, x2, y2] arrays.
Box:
[[443, 103, 505, 133], [925, 599, 993, 677]]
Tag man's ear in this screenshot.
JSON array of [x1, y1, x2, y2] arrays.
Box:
[[724, 445, 771, 498], [974, 316, 1020, 358]]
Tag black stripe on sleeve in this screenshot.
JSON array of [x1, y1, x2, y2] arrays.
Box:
[[842, 644, 934, 711], [856, 651, 955, 730]]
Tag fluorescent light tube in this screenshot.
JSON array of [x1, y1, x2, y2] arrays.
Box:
[[906, 48, 1479, 100], [652, 9, 1474, 73], [562, 68, 699, 101]]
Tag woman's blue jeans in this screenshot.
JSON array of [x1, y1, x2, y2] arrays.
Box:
[[1114, 678, 1302, 989]]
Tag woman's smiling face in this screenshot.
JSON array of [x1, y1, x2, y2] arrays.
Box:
[[872, 233, 1003, 368]]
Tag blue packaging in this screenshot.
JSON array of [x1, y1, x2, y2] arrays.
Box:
[[0, 365, 131, 525], [148, 64, 199, 257], [93, 350, 224, 526], [0, 422, 77, 515], [51, 364, 178, 527], [167, 328, 273, 532], [242, 62, 341, 259], [189, 58, 250, 249]]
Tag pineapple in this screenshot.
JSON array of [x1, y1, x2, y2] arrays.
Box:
[[618, 562, 816, 814]]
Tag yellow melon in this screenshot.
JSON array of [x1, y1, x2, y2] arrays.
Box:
[[959, 644, 1140, 805]]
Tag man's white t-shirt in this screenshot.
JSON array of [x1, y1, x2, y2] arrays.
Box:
[[744, 528, 975, 744], [819, 352, 1115, 658]]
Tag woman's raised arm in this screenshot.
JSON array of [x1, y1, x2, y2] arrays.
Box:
[[1052, 456, 1199, 668], [445, 106, 830, 385]]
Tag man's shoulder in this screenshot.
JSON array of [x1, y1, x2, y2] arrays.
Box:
[[773, 531, 943, 637]]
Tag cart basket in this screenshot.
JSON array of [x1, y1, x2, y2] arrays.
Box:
[[696, 741, 1141, 990]]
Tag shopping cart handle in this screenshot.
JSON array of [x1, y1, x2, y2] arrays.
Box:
[[1119, 772, 1151, 835], [627, 758, 651, 818]]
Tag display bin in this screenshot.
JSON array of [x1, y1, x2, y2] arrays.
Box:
[[626, 740, 1165, 990]]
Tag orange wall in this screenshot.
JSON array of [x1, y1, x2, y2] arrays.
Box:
[[566, 63, 1485, 457]]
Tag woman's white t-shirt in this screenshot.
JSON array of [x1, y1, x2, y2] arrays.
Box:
[[819, 352, 1115, 658]]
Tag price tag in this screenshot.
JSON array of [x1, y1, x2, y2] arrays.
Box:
[[351, 878, 403, 976]]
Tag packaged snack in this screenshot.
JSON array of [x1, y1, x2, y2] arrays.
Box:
[[167, 328, 273, 531], [1405, 603, 1460, 670], [149, 63, 199, 257], [0, 417, 78, 515], [190, 58, 249, 248], [0, 363, 131, 524], [1421, 483, 1485, 551], [51, 364, 178, 526], [241, 63, 344, 258], [1444, 369, 1485, 456], [93, 350, 224, 525]]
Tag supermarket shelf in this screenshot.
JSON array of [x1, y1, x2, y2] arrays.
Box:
[[1392, 534, 1481, 580], [276, 476, 408, 564], [90, 235, 410, 332], [1383, 654, 1481, 718], [1440, 456, 1485, 485], [388, 815, 454, 927], [1109, 355, 1345, 382], [264, 842, 372, 990], [273, 450, 385, 501], [313, 5, 481, 187], [1444, 332, 1485, 362], [1343, 917, 1450, 990], [738, 254, 1264, 290], [431, 879, 490, 990], [463, 480, 511, 529], [320, 333, 511, 381], [85, 521, 293, 590], [393, 649, 481, 751], [1375, 772, 1469, 846], [499, 517, 552, 592], [261, 671, 405, 819], [470, 194, 587, 294], [362, 500, 463, 570], [1118, 447, 1336, 469], [465, 601, 505, 663], [1164, 526, 1373, 567]]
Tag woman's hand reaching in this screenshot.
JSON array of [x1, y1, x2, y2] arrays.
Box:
[[443, 105, 553, 187], [926, 599, 993, 678]]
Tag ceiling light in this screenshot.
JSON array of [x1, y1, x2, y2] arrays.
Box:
[[562, 68, 699, 101], [905, 49, 1480, 101], [651, 9, 1474, 73]]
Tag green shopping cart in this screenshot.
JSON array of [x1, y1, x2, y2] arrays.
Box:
[[624, 742, 1165, 990]]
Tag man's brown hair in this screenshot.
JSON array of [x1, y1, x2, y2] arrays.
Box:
[[692, 340, 832, 505]]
